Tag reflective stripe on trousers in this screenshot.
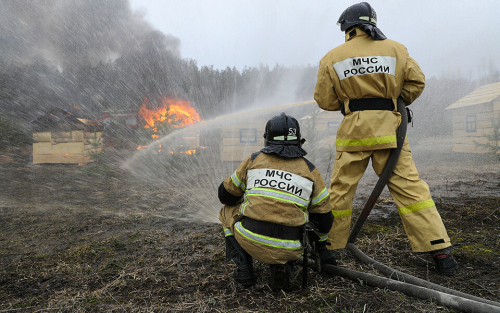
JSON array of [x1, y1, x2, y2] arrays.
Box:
[[327, 145, 451, 252], [235, 221, 302, 249]]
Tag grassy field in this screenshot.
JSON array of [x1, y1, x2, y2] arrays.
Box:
[[0, 148, 499, 312]]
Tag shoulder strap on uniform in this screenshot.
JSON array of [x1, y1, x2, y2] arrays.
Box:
[[251, 151, 262, 161], [302, 157, 316, 172]]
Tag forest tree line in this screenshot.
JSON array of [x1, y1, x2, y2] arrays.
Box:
[[1, 49, 499, 148], [0, 0, 499, 149]]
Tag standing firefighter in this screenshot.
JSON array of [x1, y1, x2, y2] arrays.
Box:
[[314, 2, 458, 275], [218, 113, 336, 290]]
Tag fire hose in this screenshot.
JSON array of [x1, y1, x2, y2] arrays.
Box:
[[314, 98, 500, 312]]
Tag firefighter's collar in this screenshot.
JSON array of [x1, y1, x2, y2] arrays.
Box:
[[344, 27, 367, 42], [345, 25, 386, 41], [260, 144, 307, 158]]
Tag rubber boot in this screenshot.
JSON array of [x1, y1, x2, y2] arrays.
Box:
[[269, 263, 292, 291], [317, 246, 337, 266], [225, 235, 255, 286], [430, 247, 458, 276], [316, 242, 337, 266]]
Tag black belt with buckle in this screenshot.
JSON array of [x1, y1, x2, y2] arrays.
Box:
[[341, 98, 394, 116], [241, 217, 302, 240]]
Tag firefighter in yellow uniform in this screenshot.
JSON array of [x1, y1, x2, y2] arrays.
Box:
[[218, 113, 335, 290], [314, 2, 457, 275]]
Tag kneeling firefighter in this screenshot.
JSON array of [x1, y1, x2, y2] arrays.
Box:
[[218, 112, 336, 290]]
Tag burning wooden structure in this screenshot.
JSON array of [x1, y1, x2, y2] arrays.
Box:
[[134, 98, 345, 161], [31, 108, 104, 164], [445, 82, 500, 153], [137, 97, 201, 154]]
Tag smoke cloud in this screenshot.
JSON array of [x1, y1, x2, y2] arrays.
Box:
[[0, 0, 180, 69], [0, 0, 192, 122]]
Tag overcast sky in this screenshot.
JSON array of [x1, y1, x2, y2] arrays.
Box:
[[129, 0, 500, 79]]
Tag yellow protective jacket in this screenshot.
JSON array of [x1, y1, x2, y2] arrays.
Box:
[[314, 27, 425, 152], [224, 152, 331, 227], [221, 151, 331, 263]]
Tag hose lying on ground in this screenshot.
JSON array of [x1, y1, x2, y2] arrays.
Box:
[[322, 264, 500, 313], [318, 98, 500, 311], [346, 243, 500, 308]]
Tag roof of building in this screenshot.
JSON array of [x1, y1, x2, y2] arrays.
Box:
[[30, 107, 103, 132], [446, 82, 500, 110]]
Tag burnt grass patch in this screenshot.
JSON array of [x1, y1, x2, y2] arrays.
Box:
[[0, 158, 499, 312]]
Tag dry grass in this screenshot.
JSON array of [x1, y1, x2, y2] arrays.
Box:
[[0, 150, 499, 312]]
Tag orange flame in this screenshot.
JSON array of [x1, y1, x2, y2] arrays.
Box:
[[137, 97, 201, 154], [139, 97, 200, 135]]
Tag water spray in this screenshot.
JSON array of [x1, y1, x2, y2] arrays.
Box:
[[127, 100, 316, 156], [123, 100, 318, 223], [196, 100, 316, 127], [125, 98, 500, 310]]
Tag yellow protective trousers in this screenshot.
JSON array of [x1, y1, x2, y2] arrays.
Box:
[[219, 205, 304, 264], [219, 204, 239, 237], [327, 140, 451, 252]]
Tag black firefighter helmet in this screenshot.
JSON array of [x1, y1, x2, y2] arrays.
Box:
[[261, 112, 307, 158], [336, 2, 386, 40], [337, 2, 377, 32]]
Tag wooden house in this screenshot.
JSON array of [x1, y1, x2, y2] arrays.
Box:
[[219, 109, 343, 162], [220, 120, 267, 162], [300, 109, 343, 151], [445, 82, 500, 153], [31, 108, 104, 164]]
